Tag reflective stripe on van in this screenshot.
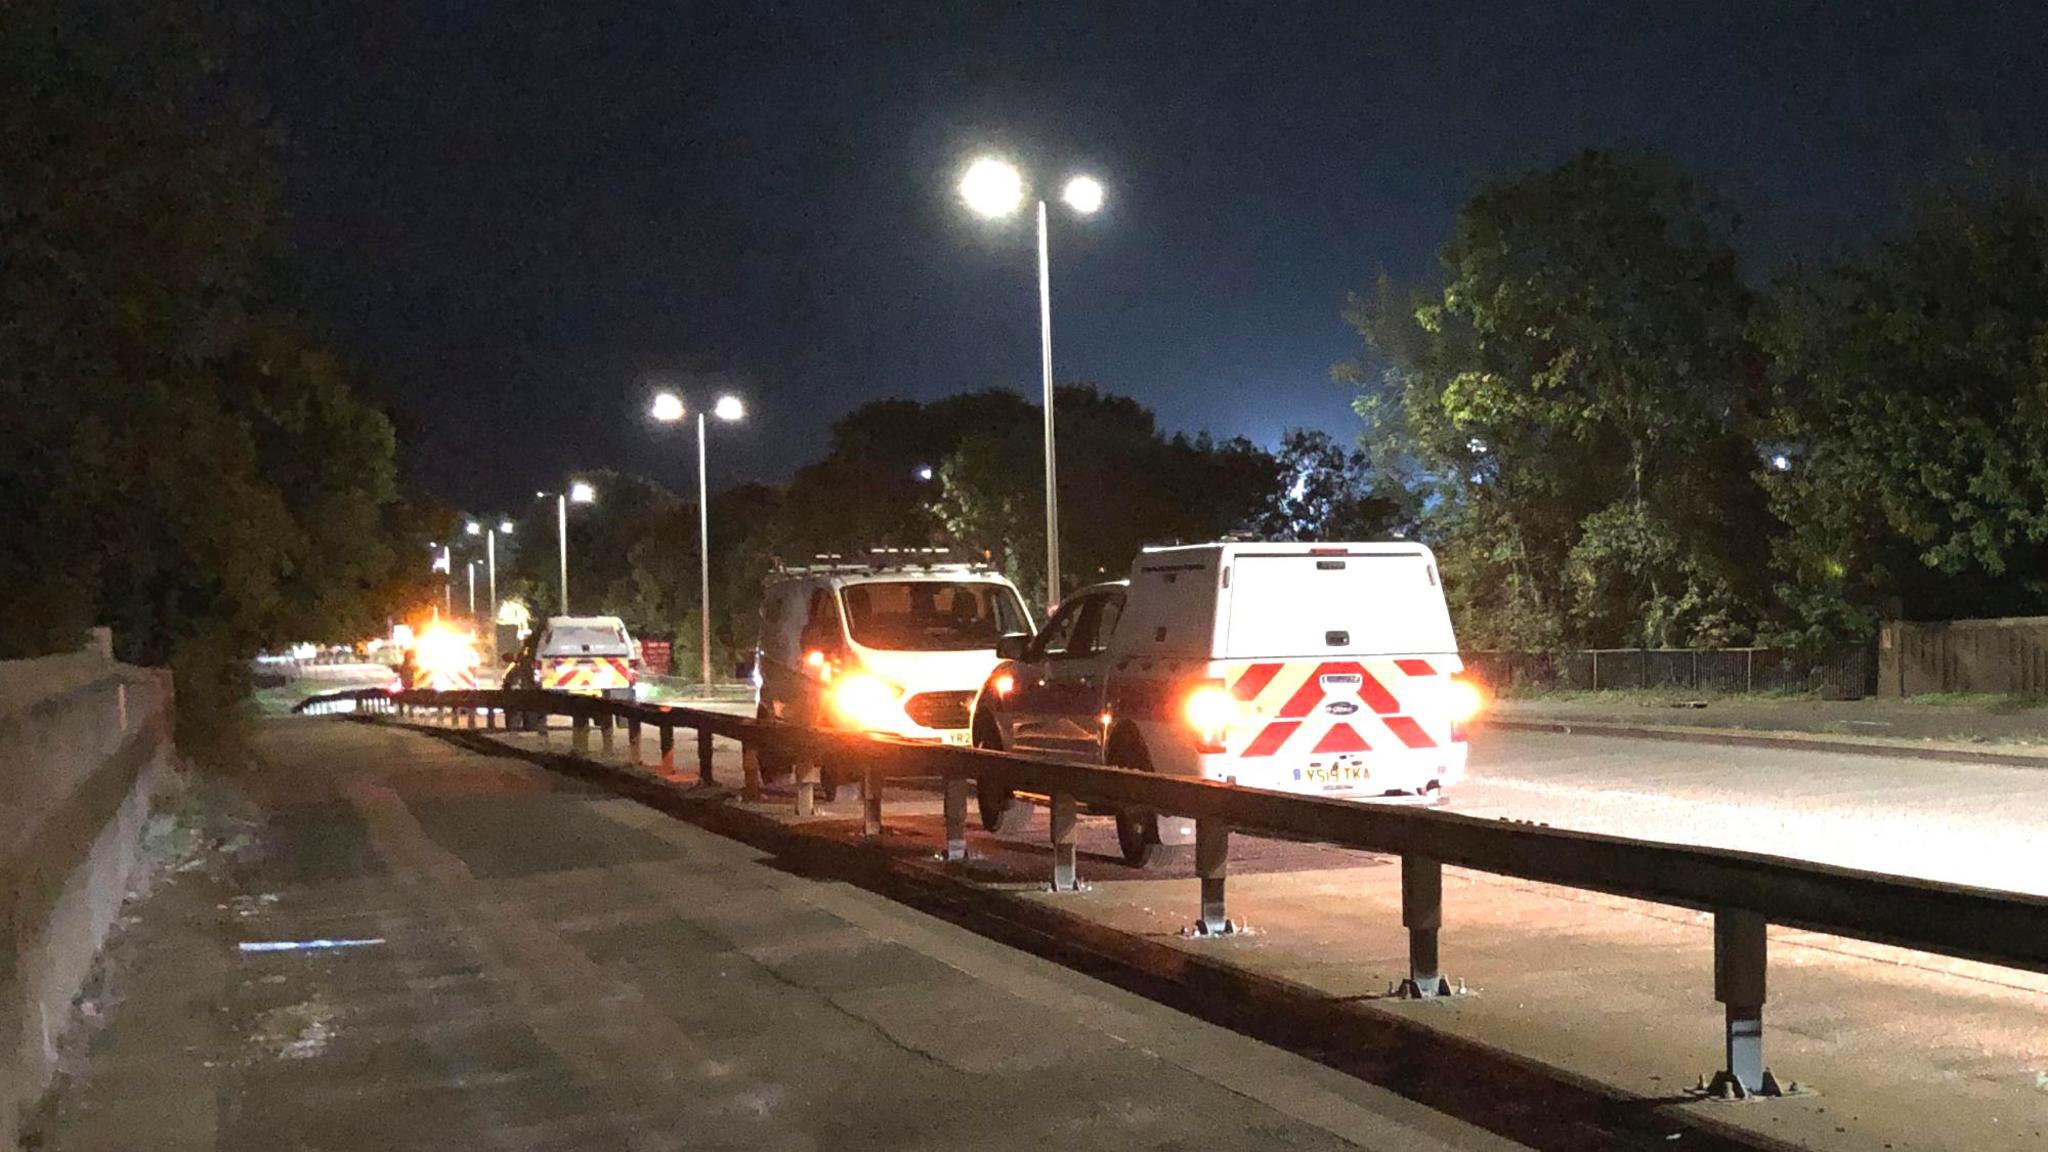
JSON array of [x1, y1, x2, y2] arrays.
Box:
[[1226, 656, 1458, 759], [541, 656, 634, 692]]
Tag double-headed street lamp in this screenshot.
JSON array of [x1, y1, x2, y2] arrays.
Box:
[[652, 391, 746, 683], [960, 156, 1103, 607], [465, 518, 517, 631]]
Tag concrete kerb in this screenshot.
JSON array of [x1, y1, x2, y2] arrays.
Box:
[[376, 715, 1802, 1152], [1488, 716, 2048, 768]]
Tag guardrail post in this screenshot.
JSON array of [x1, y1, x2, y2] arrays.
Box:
[[1191, 820, 1233, 935], [697, 729, 715, 787], [1049, 792, 1082, 892], [627, 717, 643, 764], [794, 760, 818, 816], [572, 711, 590, 753], [741, 744, 763, 801], [1708, 909, 1784, 1098], [659, 725, 676, 775], [599, 710, 615, 752], [485, 703, 497, 730], [861, 762, 882, 836], [942, 776, 969, 862], [1398, 856, 1453, 998]]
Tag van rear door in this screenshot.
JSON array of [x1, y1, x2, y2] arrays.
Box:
[[1221, 550, 1455, 659]]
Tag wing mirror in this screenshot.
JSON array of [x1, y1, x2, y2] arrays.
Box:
[[995, 632, 1031, 661]]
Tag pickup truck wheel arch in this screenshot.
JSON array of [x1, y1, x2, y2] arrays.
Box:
[[972, 709, 1033, 834], [1106, 730, 1168, 869]]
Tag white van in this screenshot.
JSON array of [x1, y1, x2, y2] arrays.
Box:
[[969, 542, 1482, 864], [754, 558, 1034, 773], [506, 615, 638, 700]]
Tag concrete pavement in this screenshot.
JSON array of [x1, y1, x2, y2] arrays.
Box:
[[31, 720, 1525, 1152]]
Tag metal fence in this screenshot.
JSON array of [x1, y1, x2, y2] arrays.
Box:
[[1463, 645, 1876, 697], [297, 685, 2048, 1101]]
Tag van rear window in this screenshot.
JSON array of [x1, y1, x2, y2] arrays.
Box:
[[542, 625, 629, 653], [1222, 553, 1456, 658]]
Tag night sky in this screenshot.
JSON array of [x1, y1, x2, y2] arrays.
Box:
[[256, 1, 2048, 509]]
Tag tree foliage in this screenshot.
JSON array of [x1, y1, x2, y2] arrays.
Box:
[[1761, 170, 2048, 641], [0, 0, 417, 721], [1345, 151, 1772, 649], [1252, 430, 1408, 541]]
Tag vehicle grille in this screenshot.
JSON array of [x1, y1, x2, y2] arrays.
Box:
[[902, 690, 973, 730]]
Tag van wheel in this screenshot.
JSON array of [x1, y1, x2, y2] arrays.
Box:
[[754, 705, 793, 782], [973, 712, 1032, 834], [1108, 735, 1167, 868], [1115, 811, 1166, 869]]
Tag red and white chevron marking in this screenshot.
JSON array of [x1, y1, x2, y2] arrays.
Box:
[[1224, 656, 1461, 760]]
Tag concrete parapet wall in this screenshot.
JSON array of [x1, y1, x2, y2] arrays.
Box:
[[1878, 616, 2048, 697], [0, 645, 175, 1151]]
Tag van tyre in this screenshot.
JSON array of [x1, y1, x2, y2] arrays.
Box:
[[973, 712, 1032, 835], [1108, 733, 1168, 869], [1115, 811, 1167, 869], [754, 705, 793, 783]]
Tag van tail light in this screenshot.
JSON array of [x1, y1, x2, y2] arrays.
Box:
[[1447, 675, 1486, 742], [1183, 680, 1249, 753]]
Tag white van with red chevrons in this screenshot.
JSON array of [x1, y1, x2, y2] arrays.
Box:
[[969, 542, 1483, 866]]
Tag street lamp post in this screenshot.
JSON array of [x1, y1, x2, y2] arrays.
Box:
[[960, 157, 1103, 608], [555, 482, 596, 615], [488, 519, 511, 630], [653, 391, 745, 683], [466, 560, 477, 617]]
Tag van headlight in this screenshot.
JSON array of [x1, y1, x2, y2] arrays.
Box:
[[830, 672, 904, 730]]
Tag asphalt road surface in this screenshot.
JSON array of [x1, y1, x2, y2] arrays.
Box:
[[1460, 727, 2048, 895]]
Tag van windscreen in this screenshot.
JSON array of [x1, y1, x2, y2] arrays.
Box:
[[1222, 553, 1456, 658], [841, 581, 1030, 652]]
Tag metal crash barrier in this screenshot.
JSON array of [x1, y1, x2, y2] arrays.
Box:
[[297, 684, 2048, 1100]]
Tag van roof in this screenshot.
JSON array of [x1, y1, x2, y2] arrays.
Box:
[[1136, 540, 1435, 565], [765, 569, 1019, 589], [545, 615, 630, 629]]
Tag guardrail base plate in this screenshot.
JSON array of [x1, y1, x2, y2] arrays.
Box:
[[1394, 976, 1466, 1000], [1697, 1069, 1799, 1101]]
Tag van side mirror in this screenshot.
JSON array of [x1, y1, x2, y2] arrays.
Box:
[[995, 633, 1031, 661]]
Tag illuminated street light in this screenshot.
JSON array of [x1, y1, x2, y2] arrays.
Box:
[[915, 464, 935, 482], [497, 519, 514, 535], [1061, 175, 1104, 215], [464, 520, 481, 536], [549, 481, 597, 614], [959, 153, 1107, 608], [649, 391, 749, 682], [1770, 454, 1793, 472], [959, 157, 1024, 218]]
